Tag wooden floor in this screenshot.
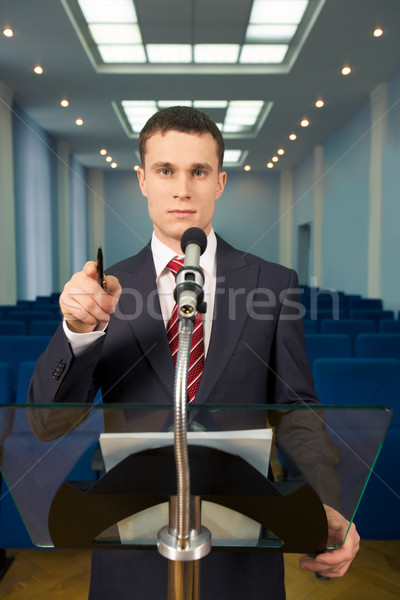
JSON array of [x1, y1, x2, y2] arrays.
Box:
[[0, 540, 399, 599]]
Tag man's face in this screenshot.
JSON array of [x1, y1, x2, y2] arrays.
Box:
[[137, 130, 227, 252]]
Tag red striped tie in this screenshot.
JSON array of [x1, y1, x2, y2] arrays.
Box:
[[166, 258, 204, 403]]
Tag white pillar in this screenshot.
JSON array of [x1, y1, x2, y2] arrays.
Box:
[[0, 82, 17, 303], [313, 146, 324, 285], [279, 169, 294, 269], [368, 83, 387, 298], [87, 169, 105, 259], [57, 141, 72, 289]]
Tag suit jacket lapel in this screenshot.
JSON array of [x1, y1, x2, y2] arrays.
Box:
[[116, 245, 175, 397], [195, 236, 260, 404]]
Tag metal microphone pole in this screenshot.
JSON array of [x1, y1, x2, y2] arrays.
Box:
[[158, 229, 211, 599]]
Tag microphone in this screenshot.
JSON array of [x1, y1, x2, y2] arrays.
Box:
[[174, 227, 207, 317]]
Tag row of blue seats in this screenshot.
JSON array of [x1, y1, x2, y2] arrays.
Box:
[[304, 308, 397, 322], [0, 320, 61, 336], [312, 357, 400, 540], [1, 294, 394, 318], [0, 332, 399, 398], [0, 307, 61, 319], [303, 318, 400, 335], [305, 333, 400, 364]]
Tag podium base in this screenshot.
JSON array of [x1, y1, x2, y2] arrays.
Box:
[[157, 525, 211, 561]]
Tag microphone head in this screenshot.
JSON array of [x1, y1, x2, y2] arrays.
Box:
[[181, 227, 207, 255]]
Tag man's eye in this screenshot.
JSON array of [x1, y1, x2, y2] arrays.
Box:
[[160, 169, 171, 175], [193, 170, 205, 177]]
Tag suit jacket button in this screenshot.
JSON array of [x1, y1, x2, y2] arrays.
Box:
[[52, 359, 66, 380]]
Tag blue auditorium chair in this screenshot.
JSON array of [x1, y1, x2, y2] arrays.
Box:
[[34, 295, 53, 304], [16, 300, 35, 310], [355, 334, 400, 361], [29, 320, 60, 336], [349, 309, 395, 325], [33, 304, 61, 317], [379, 320, 400, 334], [0, 336, 51, 392], [7, 310, 55, 329], [305, 334, 352, 366], [320, 319, 376, 351], [0, 363, 12, 406], [313, 358, 400, 406], [344, 294, 362, 311], [349, 298, 383, 311], [0, 305, 28, 319], [302, 319, 319, 334], [313, 358, 400, 538], [0, 321, 27, 336]]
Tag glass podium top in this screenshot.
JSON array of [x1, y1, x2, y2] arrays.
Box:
[[0, 402, 392, 554]]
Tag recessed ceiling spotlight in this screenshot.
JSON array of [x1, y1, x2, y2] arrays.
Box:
[[289, 133, 297, 141], [267, 162, 274, 169], [33, 65, 44, 75], [60, 99, 69, 108], [272, 156, 279, 162], [2, 27, 14, 38], [373, 28, 383, 37], [100, 148, 107, 156], [111, 162, 117, 169], [277, 148, 285, 155], [300, 119, 309, 127], [106, 156, 112, 162], [315, 99, 325, 108], [341, 66, 351, 76], [244, 165, 251, 171], [75, 118, 84, 126]]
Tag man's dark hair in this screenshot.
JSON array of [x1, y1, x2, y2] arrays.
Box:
[[138, 105, 225, 170]]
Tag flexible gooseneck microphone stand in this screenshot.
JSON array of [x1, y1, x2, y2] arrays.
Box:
[[157, 228, 211, 599]]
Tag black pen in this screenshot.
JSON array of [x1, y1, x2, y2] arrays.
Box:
[[97, 245, 106, 289]]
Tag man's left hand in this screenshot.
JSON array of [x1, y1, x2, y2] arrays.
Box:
[[299, 506, 360, 578]]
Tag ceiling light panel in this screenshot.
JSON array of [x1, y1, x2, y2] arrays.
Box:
[[89, 23, 142, 44], [245, 24, 297, 43], [119, 100, 267, 137], [77, 0, 137, 23], [98, 44, 146, 63], [249, 0, 309, 25], [122, 100, 157, 131], [146, 44, 192, 63], [194, 100, 228, 109], [194, 45, 240, 63], [223, 149, 247, 167], [240, 44, 288, 63], [157, 100, 193, 108]]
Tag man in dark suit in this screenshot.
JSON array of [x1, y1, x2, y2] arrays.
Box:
[[29, 106, 359, 599]]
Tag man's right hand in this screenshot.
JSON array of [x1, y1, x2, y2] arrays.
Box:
[[59, 261, 122, 333]]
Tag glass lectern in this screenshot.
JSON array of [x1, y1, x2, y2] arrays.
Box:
[[0, 402, 391, 556]]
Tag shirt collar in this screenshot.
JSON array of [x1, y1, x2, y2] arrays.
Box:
[[151, 229, 217, 279]]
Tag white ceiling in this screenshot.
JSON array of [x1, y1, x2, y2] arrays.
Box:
[[1, 0, 400, 171]]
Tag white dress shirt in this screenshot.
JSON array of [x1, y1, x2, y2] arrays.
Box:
[[64, 230, 217, 357]]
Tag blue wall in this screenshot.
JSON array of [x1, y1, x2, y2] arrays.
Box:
[[381, 70, 400, 310], [213, 170, 280, 263], [70, 156, 88, 273], [13, 104, 58, 299], [104, 170, 153, 267], [291, 152, 316, 276], [321, 101, 371, 295]]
